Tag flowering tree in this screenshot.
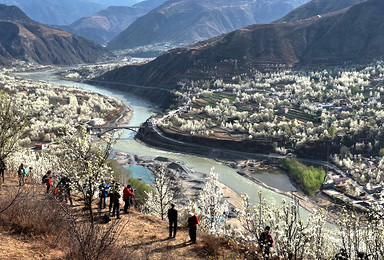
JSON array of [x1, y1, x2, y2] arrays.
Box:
[[56, 125, 115, 219], [0, 92, 29, 161], [144, 166, 176, 220], [7, 149, 58, 183], [237, 189, 335, 259], [197, 167, 229, 234]]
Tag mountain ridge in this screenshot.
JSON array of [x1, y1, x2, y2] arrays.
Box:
[[68, 0, 167, 45], [107, 0, 308, 52], [276, 0, 366, 22], [0, 4, 108, 66], [96, 0, 384, 93]]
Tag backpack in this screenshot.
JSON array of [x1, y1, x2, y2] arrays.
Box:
[[102, 213, 111, 224], [18, 168, 23, 176], [42, 175, 48, 184]]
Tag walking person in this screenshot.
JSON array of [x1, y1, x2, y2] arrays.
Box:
[[259, 226, 274, 260], [42, 170, 53, 193], [110, 182, 121, 219], [108, 180, 116, 213], [17, 163, 27, 186], [129, 185, 135, 208], [0, 159, 6, 183], [99, 182, 110, 210], [57, 176, 73, 205], [123, 184, 133, 214], [187, 212, 199, 244], [167, 204, 178, 238]]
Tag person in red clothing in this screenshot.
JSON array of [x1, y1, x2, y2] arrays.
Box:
[[123, 184, 134, 214], [259, 226, 274, 260], [187, 212, 199, 244]]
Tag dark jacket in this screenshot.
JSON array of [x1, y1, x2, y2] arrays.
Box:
[[99, 184, 110, 198], [259, 231, 274, 248], [168, 208, 178, 221]]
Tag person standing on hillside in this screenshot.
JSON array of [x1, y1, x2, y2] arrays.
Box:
[[187, 212, 199, 244], [18, 163, 27, 186], [110, 182, 121, 219], [167, 204, 178, 238], [123, 184, 133, 214], [259, 226, 274, 260], [108, 180, 116, 213], [99, 182, 110, 210], [0, 159, 6, 183], [42, 170, 53, 193], [57, 176, 73, 205], [129, 185, 135, 208]]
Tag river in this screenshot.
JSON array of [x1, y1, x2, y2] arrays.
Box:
[[20, 70, 311, 220]]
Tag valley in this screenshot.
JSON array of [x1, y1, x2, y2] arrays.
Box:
[[2, 0, 384, 258]]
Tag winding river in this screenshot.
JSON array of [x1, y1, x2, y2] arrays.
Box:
[[20, 70, 312, 220]]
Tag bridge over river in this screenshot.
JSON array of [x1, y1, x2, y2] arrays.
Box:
[[88, 126, 141, 137]]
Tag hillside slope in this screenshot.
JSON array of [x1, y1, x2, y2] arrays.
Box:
[[96, 0, 384, 92], [69, 0, 167, 45], [107, 0, 308, 51], [0, 4, 108, 66], [277, 0, 366, 22]]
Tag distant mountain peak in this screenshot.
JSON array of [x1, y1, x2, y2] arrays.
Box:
[[0, 4, 108, 66], [0, 4, 33, 23], [107, 0, 309, 54]]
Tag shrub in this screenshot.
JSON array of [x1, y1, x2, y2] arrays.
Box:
[[284, 158, 326, 195], [0, 186, 69, 238], [127, 177, 151, 206]]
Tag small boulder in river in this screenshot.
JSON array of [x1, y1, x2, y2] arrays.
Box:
[[155, 156, 172, 162]]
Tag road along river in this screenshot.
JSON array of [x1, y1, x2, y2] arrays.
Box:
[[20, 70, 314, 220]]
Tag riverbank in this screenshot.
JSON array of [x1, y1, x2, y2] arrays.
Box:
[[137, 122, 346, 225], [111, 151, 242, 220]]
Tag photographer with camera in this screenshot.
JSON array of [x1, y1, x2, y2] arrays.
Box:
[[123, 184, 134, 214]]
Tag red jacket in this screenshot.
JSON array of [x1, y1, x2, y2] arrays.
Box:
[[123, 187, 133, 200], [188, 215, 199, 227]]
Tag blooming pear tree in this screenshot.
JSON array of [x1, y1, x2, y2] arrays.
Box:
[[144, 166, 176, 220], [237, 189, 336, 259], [56, 125, 115, 219], [7, 149, 58, 183], [0, 92, 29, 161], [197, 167, 229, 234]]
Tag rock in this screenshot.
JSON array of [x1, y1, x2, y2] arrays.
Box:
[[229, 163, 238, 169], [155, 156, 171, 162]]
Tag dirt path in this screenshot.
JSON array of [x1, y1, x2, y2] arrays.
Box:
[[112, 209, 202, 259]]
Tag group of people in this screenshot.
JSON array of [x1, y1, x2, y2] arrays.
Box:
[[99, 181, 135, 219], [0, 160, 31, 187], [42, 170, 73, 205]]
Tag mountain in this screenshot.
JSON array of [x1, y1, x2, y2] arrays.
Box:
[[277, 0, 366, 22], [95, 0, 384, 93], [0, 4, 108, 66], [86, 0, 141, 5], [107, 0, 308, 52], [5, 0, 140, 25], [68, 0, 167, 46]]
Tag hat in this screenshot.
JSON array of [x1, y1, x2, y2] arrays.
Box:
[[188, 212, 194, 217]]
